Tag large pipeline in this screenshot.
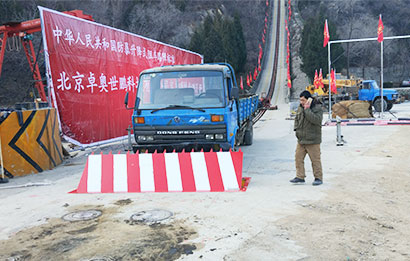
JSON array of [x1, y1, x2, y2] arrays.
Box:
[[253, 0, 282, 124]]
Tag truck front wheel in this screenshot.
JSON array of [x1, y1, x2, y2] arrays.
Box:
[[373, 98, 387, 112]]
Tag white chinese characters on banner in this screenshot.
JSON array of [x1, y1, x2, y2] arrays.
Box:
[[52, 25, 175, 63], [57, 71, 71, 90], [57, 71, 138, 93], [72, 71, 84, 93]]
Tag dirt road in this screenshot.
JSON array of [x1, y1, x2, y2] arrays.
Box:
[[277, 126, 410, 260]]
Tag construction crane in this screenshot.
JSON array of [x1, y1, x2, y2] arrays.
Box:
[[0, 10, 93, 102]]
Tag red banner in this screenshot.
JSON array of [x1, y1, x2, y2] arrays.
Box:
[[39, 7, 203, 146]]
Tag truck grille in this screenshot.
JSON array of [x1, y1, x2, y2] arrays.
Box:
[[134, 124, 226, 144]]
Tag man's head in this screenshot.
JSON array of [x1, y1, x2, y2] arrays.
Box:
[[299, 90, 312, 107]]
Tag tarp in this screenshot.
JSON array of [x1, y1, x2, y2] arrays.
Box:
[[39, 7, 203, 146]]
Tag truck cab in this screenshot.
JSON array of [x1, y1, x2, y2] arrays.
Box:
[[126, 64, 250, 153], [359, 80, 400, 111]]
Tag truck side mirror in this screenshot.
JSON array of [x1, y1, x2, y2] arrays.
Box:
[[124, 92, 134, 110], [231, 87, 239, 100], [124, 92, 140, 111], [124, 92, 129, 107]]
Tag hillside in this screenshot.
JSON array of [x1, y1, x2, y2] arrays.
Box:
[[0, 0, 267, 106], [2, 0, 410, 105]]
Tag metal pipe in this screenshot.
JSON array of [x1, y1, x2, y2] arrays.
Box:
[[336, 116, 343, 146], [0, 133, 9, 182], [127, 125, 133, 151], [328, 42, 331, 119], [329, 35, 410, 44]]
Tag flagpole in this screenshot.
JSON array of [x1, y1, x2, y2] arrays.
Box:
[[328, 42, 331, 119], [380, 14, 384, 118], [381, 39, 384, 118]]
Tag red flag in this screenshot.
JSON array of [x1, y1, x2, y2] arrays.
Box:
[[377, 15, 384, 43], [246, 73, 250, 86], [287, 64, 292, 88], [288, 0, 292, 20], [314, 69, 319, 89], [319, 68, 324, 88], [323, 19, 329, 47], [253, 67, 257, 81], [240, 75, 244, 90], [330, 68, 337, 94]]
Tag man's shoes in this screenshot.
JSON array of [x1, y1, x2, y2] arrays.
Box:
[[312, 178, 323, 186], [290, 177, 305, 184]]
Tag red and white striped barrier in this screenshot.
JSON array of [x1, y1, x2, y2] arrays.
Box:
[[324, 118, 410, 127], [71, 150, 248, 193]]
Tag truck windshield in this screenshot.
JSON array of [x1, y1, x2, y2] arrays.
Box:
[[136, 70, 226, 109]]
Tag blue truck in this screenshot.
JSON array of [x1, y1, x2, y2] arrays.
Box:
[[313, 79, 401, 112], [358, 80, 401, 112], [124, 63, 263, 152]]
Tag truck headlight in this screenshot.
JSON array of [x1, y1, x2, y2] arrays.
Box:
[[137, 136, 147, 141], [215, 134, 224, 140], [205, 134, 215, 140], [138, 135, 153, 141]]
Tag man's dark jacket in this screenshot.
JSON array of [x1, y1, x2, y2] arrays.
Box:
[[294, 101, 323, 144]]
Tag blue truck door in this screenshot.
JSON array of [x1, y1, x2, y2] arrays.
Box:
[[359, 82, 371, 101], [225, 76, 238, 147], [369, 81, 379, 101]]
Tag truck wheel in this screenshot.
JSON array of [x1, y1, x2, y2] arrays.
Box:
[[373, 98, 387, 112], [243, 124, 253, 146], [386, 102, 393, 111]]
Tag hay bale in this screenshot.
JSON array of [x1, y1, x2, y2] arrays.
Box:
[[349, 102, 372, 118], [332, 103, 348, 119], [332, 100, 372, 119]]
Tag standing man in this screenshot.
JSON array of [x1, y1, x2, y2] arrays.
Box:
[[290, 90, 323, 186]]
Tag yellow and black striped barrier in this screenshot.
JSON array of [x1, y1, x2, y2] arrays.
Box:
[[0, 108, 63, 177]]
